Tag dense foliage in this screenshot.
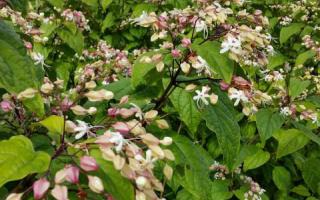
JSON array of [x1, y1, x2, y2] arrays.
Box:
[[0, 0, 320, 199]]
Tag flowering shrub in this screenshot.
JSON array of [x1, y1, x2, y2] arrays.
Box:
[[0, 0, 320, 199]]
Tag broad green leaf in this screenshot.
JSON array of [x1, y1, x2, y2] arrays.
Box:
[[291, 185, 310, 197], [81, 0, 98, 8], [295, 50, 316, 67], [46, 0, 64, 8], [272, 166, 291, 191], [202, 91, 240, 169], [267, 54, 286, 69], [0, 135, 50, 187], [256, 108, 284, 143], [176, 190, 194, 200], [103, 78, 133, 100], [101, 12, 115, 31], [131, 3, 157, 17], [22, 93, 45, 117], [289, 77, 310, 99], [302, 158, 320, 193], [243, 149, 270, 171], [7, 0, 27, 13], [280, 23, 304, 44], [273, 129, 309, 158], [169, 87, 201, 137], [0, 21, 43, 93], [39, 115, 64, 135], [100, 0, 113, 10], [91, 149, 134, 200], [293, 122, 320, 146], [192, 41, 234, 83], [210, 180, 233, 200], [57, 28, 84, 54], [55, 62, 73, 89], [131, 51, 164, 88]]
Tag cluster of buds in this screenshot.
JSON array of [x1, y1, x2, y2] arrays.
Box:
[[220, 76, 272, 115], [61, 9, 90, 31], [220, 25, 273, 67], [280, 104, 319, 125], [209, 161, 229, 180], [94, 119, 174, 199], [271, 1, 320, 25], [0, 6, 52, 43], [241, 175, 266, 200], [302, 35, 320, 61]]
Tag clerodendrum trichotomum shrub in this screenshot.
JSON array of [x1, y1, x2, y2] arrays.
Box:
[[0, 0, 320, 199]]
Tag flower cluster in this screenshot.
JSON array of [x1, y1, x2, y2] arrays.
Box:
[[61, 9, 90, 31]]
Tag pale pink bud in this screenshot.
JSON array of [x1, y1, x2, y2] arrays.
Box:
[[119, 108, 135, 118], [24, 41, 33, 49], [108, 107, 119, 118], [51, 185, 68, 200], [88, 175, 104, 193], [112, 122, 130, 134], [65, 165, 79, 184], [181, 38, 191, 47], [60, 98, 73, 112], [119, 95, 129, 104], [33, 178, 50, 200], [219, 81, 230, 91], [171, 49, 181, 58], [80, 156, 99, 172], [0, 100, 13, 112], [6, 193, 23, 200]]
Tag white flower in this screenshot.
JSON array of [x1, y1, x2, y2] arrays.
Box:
[[195, 20, 209, 38], [228, 88, 248, 106], [31, 52, 47, 67], [131, 11, 157, 27], [193, 86, 210, 107], [273, 71, 283, 81], [74, 120, 92, 139], [280, 107, 291, 116], [107, 131, 127, 152], [220, 35, 242, 54], [192, 56, 211, 76]]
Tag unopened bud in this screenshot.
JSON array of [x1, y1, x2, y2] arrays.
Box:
[[80, 156, 99, 171], [209, 93, 218, 105], [40, 83, 54, 94], [88, 176, 104, 193], [33, 178, 50, 200], [163, 164, 173, 180], [160, 137, 172, 146], [155, 119, 169, 129], [144, 110, 158, 121], [185, 84, 197, 92], [17, 88, 38, 100]]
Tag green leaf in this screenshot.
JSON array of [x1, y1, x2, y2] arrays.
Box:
[[295, 50, 316, 67], [0, 21, 43, 93], [273, 129, 309, 158], [91, 149, 134, 200], [100, 0, 113, 10], [169, 87, 201, 137], [39, 115, 64, 135], [293, 122, 320, 146], [256, 109, 284, 143], [291, 185, 310, 197], [46, 0, 65, 8], [280, 23, 304, 44], [267, 54, 286, 69], [131, 3, 157, 17], [289, 77, 310, 99], [103, 79, 133, 100], [243, 149, 270, 171], [302, 158, 320, 193], [131, 51, 164, 88], [55, 62, 73, 89], [202, 91, 240, 169], [22, 93, 45, 117], [57, 28, 84, 54], [272, 166, 291, 191], [81, 0, 98, 8], [192, 41, 234, 83], [0, 135, 50, 187], [101, 12, 116, 31]]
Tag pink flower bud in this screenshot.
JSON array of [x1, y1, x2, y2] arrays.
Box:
[[171, 49, 181, 58], [60, 98, 73, 112], [24, 41, 33, 49], [181, 38, 191, 48], [108, 107, 119, 118], [112, 122, 130, 134], [65, 165, 80, 184], [0, 100, 13, 112], [80, 156, 99, 172], [33, 178, 50, 200], [219, 81, 230, 91], [51, 185, 68, 200], [119, 108, 135, 118]]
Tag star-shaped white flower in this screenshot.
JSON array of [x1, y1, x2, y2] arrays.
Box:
[[193, 86, 211, 108], [228, 88, 248, 106], [220, 35, 242, 54]]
